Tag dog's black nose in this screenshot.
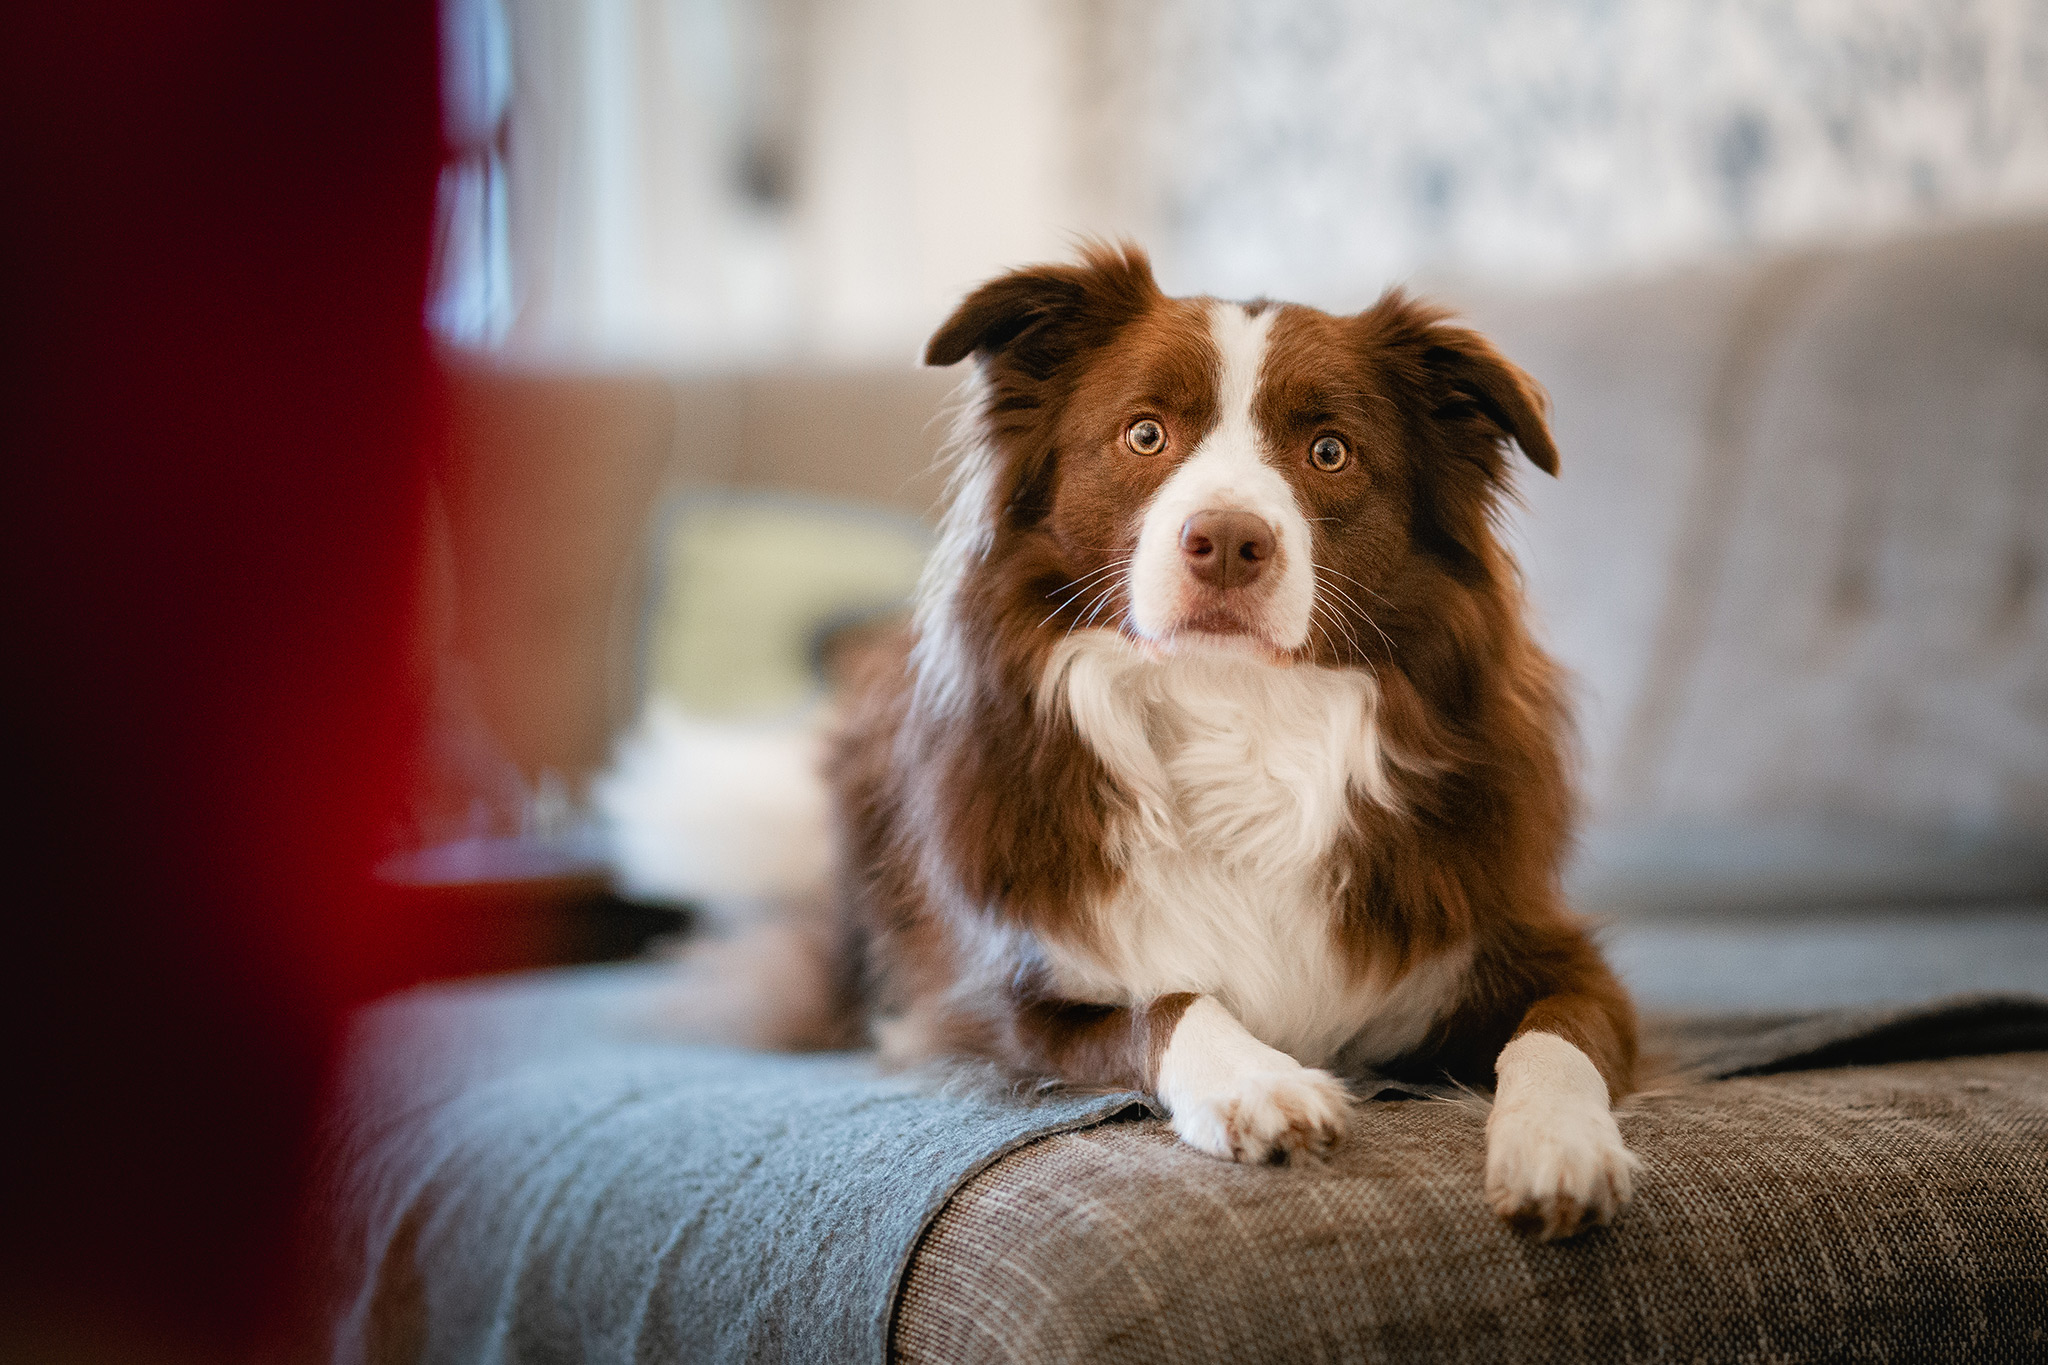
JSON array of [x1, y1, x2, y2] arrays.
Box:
[[1180, 510, 1275, 589]]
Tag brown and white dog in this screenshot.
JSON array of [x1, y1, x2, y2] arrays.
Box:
[[623, 243, 1640, 1240]]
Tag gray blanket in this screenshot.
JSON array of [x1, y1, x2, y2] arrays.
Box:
[[324, 964, 2048, 1364], [324, 966, 1154, 1363]]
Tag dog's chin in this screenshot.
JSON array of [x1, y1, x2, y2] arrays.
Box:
[[1136, 607, 1294, 664], [1177, 605, 1260, 637]]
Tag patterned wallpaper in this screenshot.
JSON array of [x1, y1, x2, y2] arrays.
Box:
[[1113, 0, 2048, 300]]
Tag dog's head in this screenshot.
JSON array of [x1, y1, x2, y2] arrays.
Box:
[[924, 242, 1557, 669]]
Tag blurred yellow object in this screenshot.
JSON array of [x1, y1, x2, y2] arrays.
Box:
[[642, 495, 929, 718]]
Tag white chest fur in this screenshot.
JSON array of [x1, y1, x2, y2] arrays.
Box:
[[1038, 630, 1463, 1066]]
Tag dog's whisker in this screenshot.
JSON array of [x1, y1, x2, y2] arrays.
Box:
[[1332, 599, 1391, 660], [1312, 600, 1363, 661], [1310, 566, 1367, 611], [1316, 563, 1395, 608], [1313, 575, 1367, 619], [1039, 559, 1133, 628], [1061, 579, 1125, 644], [1323, 598, 1367, 657], [1359, 611, 1396, 657], [1314, 565, 1396, 658], [1307, 601, 1337, 657], [1307, 614, 1340, 662], [1047, 559, 1131, 605], [1060, 556, 1132, 593], [1311, 576, 1367, 636], [1082, 581, 1124, 629], [1042, 579, 1111, 628]]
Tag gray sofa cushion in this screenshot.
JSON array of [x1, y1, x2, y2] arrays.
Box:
[[1607, 906, 2048, 1011], [894, 1051, 2048, 1365]]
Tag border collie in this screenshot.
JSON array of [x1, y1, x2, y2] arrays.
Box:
[[620, 243, 1639, 1240]]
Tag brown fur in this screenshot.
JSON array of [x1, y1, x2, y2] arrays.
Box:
[[825, 243, 1635, 1101]]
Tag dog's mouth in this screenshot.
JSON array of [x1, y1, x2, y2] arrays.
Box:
[[1175, 605, 1260, 637], [1133, 594, 1295, 663]]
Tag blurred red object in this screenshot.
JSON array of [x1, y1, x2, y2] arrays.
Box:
[[2, 4, 446, 1357]]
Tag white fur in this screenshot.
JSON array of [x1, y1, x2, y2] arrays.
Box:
[[1039, 629, 1459, 1067], [1485, 1031, 1640, 1238], [1127, 302, 1316, 652], [600, 702, 853, 1049], [1157, 995, 1351, 1162], [595, 701, 833, 927], [910, 370, 998, 722]]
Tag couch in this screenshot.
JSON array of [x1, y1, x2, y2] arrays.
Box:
[[336, 222, 2048, 1362]]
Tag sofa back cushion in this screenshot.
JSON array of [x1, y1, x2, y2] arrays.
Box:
[[1475, 222, 2048, 911]]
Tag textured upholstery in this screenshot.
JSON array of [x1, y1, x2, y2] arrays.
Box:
[[894, 1052, 2048, 1364], [326, 966, 1155, 1365]]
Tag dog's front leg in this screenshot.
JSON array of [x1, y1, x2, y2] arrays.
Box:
[[1153, 995, 1351, 1163], [1485, 995, 1640, 1239]]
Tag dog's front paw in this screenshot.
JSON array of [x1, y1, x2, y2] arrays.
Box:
[[1156, 996, 1351, 1163], [1169, 1063, 1351, 1164], [1484, 1100, 1639, 1240]]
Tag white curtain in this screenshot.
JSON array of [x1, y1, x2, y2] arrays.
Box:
[[429, 0, 515, 345]]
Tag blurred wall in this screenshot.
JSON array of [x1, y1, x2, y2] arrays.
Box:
[[442, 0, 2048, 364]]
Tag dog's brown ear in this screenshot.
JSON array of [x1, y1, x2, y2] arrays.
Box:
[[925, 242, 1159, 378], [1364, 291, 1559, 478], [925, 269, 1085, 367], [1421, 330, 1559, 477], [1365, 292, 1561, 575]]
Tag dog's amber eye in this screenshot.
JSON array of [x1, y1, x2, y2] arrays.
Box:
[[1309, 435, 1349, 472], [1124, 418, 1167, 456]]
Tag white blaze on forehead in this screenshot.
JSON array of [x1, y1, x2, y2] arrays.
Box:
[[1126, 301, 1316, 651], [1209, 301, 1272, 446]]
